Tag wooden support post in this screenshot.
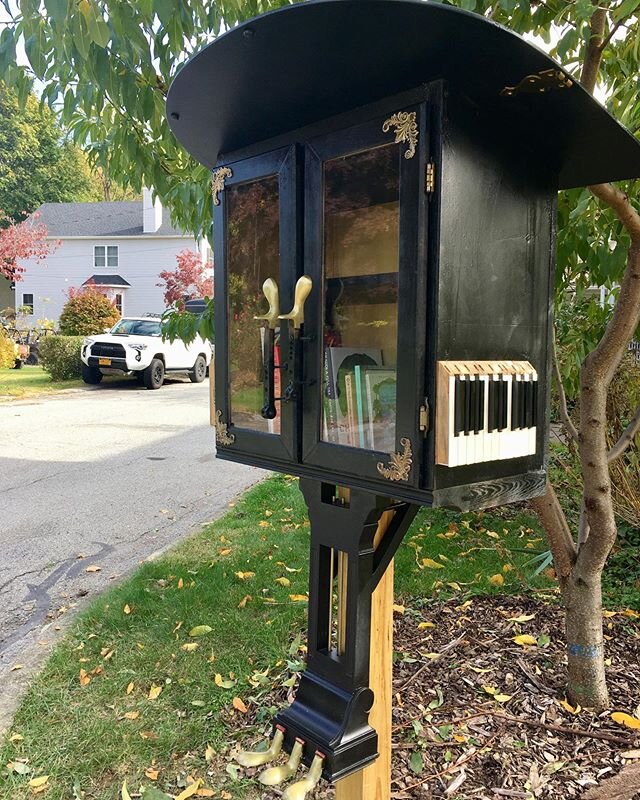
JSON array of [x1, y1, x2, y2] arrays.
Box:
[[335, 508, 394, 800]]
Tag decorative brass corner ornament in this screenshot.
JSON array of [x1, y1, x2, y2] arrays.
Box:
[[212, 167, 233, 206], [501, 68, 573, 97], [377, 437, 413, 482], [215, 409, 235, 446], [382, 111, 418, 159]]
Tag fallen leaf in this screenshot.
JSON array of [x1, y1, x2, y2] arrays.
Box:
[[289, 594, 308, 602], [123, 711, 140, 720], [196, 790, 214, 798], [418, 622, 435, 629], [28, 776, 49, 789], [611, 712, 640, 729], [237, 595, 251, 608], [9, 761, 31, 775], [121, 780, 132, 800], [126, 682, 134, 695], [189, 625, 213, 637], [145, 768, 159, 780], [79, 669, 91, 686], [139, 731, 157, 739], [234, 571, 255, 580], [205, 744, 216, 763], [559, 699, 581, 715], [220, 793, 232, 800], [10, 664, 23, 671], [603, 610, 618, 618], [177, 578, 184, 589], [488, 573, 504, 586], [175, 780, 202, 800], [218, 548, 232, 556], [123, 604, 132, 615], [181, 643, 199, 652], [85, 565, 101, 573], [232, 697, 248, 713], [9, 734, 24, 743], [421, 558, 445, 570], [393, 604, 405, 615], [513, 634, 537, 647], [275, 577, 291, 587], [622, 749, 640, 759], [508, 614, 536, 623], [148, 684, 162, 700], [258, 521, 270, 528], [494, 694, 512, 703], [214, 673, 236, 689]]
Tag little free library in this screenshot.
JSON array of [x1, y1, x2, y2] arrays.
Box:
[[167, 2, 640, 798]]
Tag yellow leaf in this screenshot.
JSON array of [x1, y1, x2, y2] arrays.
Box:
[[559, 699, 581, 715], [470, 666, 491, 674], [9, 734, 24, 743], [502, 564, 514, 573], [196, 790, 215, 798], [218, 548, 232, 556], [237, 595, 251, 608], [421, 558, 444, 570], [289, 594, 308, 602], [624, 608, 639, 619], [85, 565, 101, 573], [214, 673, 236, 689], [126, 682, 134, 695], [275, 577, 291, 587], [177, 578, 184, 589], [418, 622, 435, 629], [423, 652, 440, 660], [611, 712, 640, 729], [123, 711, 140, 720], [494, 694, 512, 703], [447, 582, 461, 591], [148, 685, 162, 700], [205, 744, 216, 763], [602, 610, 617, 618], [121, 780, 132, 800], [181, 643, 199, 652], [28, 776, 49, 789], [175, 779, 202, 800], [513, 634, 537, 647], [483, 685, 496, 695], [189, 625, 213, 637], [145, 768, 159, 780], [488, 574, 504, 586], [393, 604, 405, 615], [79, 669, 91, 686], [508, 614, 536, 623], [232, 697, 248, 713], [486, 530, 500, 539], [10, 664, 23, 671], [234, 571, 255, 580], [123, 604, 131, 615], [438, 553, 450, 562], [258, 520, 270, 528]]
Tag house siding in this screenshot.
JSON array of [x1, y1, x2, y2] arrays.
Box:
[[16, 236, 201, 323]]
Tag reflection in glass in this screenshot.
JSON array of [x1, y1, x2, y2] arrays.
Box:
[[322, 145, 399, 452], [227, 175, 281, 433]]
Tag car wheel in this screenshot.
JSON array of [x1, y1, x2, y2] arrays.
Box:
[[143, 358, 165, 389], [189, 355, 207, 383], [82, 363, 103, 385]]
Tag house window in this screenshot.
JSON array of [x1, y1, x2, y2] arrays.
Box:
[[21, 293, 34, 314], [94, 245, 119, 268], [114, 293, 123, 314]]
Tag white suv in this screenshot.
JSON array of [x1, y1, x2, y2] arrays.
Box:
[[80, 316, 212, 390]]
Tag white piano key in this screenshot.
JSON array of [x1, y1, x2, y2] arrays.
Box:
[[528, 370, 538, 456], [448, 374, 458, 467]]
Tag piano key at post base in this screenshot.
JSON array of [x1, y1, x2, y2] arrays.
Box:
[[436, 361, 538, 467]]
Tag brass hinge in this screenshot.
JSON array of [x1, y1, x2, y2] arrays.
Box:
[[425, 162, 436, 194], [419, 400, 430, 433]]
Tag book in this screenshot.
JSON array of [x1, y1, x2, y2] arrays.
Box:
[[353, 364, 368, 449], [324, 346, 382, 446], [344, 373, 358, 447], [362, 367, 397, 452]]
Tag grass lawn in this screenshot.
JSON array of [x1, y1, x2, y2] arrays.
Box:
[[0, 366, 83, 398], [0, 474, 636, 799]]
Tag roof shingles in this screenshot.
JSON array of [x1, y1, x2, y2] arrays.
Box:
[[33, 201, 190, 238]]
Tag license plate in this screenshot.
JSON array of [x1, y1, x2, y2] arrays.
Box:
[[98, 357, 111, 366]]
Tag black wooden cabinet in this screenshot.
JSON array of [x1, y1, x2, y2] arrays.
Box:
[[210, 85, 552, 510]]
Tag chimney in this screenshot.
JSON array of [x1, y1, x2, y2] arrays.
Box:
[[142, 187, 162, 233]]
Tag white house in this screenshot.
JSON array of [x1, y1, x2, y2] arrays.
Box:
[[13, 189, 209, 323]]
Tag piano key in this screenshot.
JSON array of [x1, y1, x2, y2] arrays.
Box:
[[454, 376, 464, 436], [464, 375, 472, 435], [448, 374, 460, 466], [474, 377, 484, 434]]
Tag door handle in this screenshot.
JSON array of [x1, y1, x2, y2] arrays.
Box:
[[254, 278, 281, 420], [278, 275, 312, 331]]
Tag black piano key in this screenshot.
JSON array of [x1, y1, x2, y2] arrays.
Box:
[[511, 379, 520, 430], [531, 379, 538, 427], [501, 380, 509, 430], [520, 378, 526, 429], [488, 379, 498, 432], [464, 377, 472, 434], [468, 378, 477, 433], [454, 376, 465, 436], [523, 378, 530, 429], [475, 378, 484, 434], [497, 379, 507, 431]]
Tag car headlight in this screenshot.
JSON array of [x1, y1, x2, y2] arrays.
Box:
[[83, 337, 94, 347]]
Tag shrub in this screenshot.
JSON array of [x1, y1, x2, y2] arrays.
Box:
[[59, 286, 120, 336], [0, 333, 16, 368], [39, 335, 84, 380]]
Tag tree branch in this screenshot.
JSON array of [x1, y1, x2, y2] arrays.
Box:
[[580, 2, 608, 94], [608, 404, 640, 463], [530, 481, 577, 582], [552, 331, 580, 444]]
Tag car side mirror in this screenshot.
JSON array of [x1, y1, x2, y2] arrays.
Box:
[[103, 328, 111, 334]]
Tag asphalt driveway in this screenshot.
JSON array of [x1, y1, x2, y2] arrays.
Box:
[[0, 377, 264, 731]]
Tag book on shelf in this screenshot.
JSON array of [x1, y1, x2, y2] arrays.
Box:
[[362, 366, 397, 452]]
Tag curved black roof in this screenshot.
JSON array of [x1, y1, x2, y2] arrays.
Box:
[[166, 0, 640, 189]]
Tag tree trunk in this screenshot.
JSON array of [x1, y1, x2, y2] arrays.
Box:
[[563, 565, 608, 709]]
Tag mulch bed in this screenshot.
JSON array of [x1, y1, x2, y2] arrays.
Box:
[[225, 595, 640, 799]]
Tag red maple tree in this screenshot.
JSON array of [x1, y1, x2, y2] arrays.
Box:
[[0, 211, 55, 281], [157, 248, 213, 307]]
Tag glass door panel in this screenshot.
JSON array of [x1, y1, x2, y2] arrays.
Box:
[[227, 175, 282, 434], [213, 146, 298, 463], [322, 145, 399, 453]]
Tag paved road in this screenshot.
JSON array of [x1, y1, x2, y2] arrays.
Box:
[[0, 377, 264, 731]]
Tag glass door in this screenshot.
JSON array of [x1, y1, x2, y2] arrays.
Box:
[[213, 145, 299, 462], [301, 108, 425, 488]]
